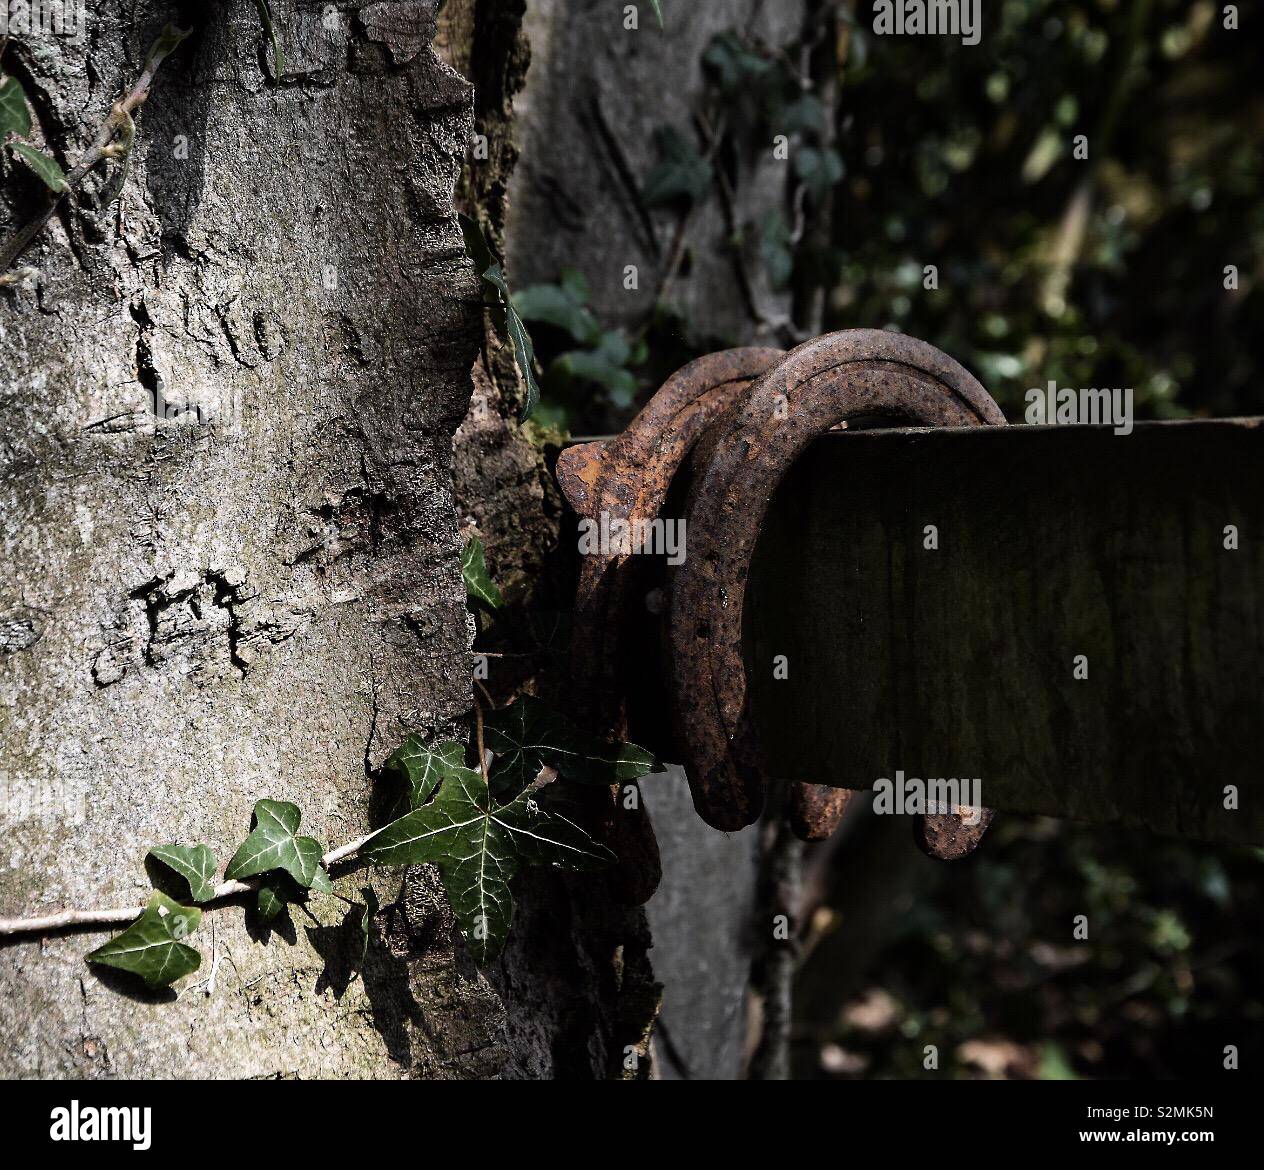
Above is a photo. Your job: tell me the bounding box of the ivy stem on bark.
[0,25,188,274]
[0,828,383,937]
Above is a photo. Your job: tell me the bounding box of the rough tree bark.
[509,0,804,341]
[0,0,651,1080]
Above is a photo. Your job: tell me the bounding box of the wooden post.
[747,419,1263,844]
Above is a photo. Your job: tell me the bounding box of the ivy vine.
[0,0,667,996]
[461,212,541,421]
[77,694,660,987]
[1,6,286,281]
[462,534,504,609]
[0,23,190,277]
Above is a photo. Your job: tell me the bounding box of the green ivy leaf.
[388,736,469,809]
[148,844,217,903]
[795,146,844,204]
[782,94,825,137]
[256,882,288,920]
[555,331,640,408]
[702,31,774,95]
[642,125,713,208]
[482,263,541,421]
[457,213,541,420]
[483,695,661,798]
[364,768,614,963]
[515,275,601,345]
[87,892,202,988]
[649,1,664,29]
[461,535,504,609]
[252,1,286,80]
[309,865,334,894]
[458,212,497,285]
[9,143,69,193]
[0,76,32,142]
[225,799,323,888]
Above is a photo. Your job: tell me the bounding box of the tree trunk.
[506,0,808,1078]
[0,0,652,1080]
[509,0,803,340]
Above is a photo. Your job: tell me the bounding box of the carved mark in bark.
[92,566,311,686]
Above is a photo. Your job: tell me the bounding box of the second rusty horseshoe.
[557,348,784,902]
[667,329,1006,846]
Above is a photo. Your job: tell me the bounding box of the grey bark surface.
[642,767,760,1080]
[508,0,804,340]
[0,1,648,1080]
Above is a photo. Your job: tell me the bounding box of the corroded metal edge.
[558,332,1006,885]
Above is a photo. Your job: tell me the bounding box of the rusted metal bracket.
[557,330,1006,899]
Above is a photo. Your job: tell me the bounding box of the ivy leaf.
[87,892,202,988]
[457,213,541,421]
[515,274,600,345]
[781,94,825,137]
[364,768,615,963]
[458,212,497,286]
[461,535,504,609]
[225,799,323,888]
[483,695,661,798]
[642,125,713,208]
[309,865,334,894]
[649,1,664,29]
[257,867,328,919]
[481,263,541,421]
[795,146,844,203]
[9,143,69,193]
[554,331,639,408]
[0,76,32,141]
[388,735,469,809]
[252,1,286,81]
[256,882,288,920]
[702,31,774,95]
[148,844,217,903]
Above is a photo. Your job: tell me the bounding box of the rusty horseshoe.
[557,348,784,903]
[668,330,1005,846]
[558,330,1007,897]
[667,329,1005,848]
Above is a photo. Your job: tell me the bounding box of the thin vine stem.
[0,828,382,938]
[1,687,511,939]
[0,25,188,274]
